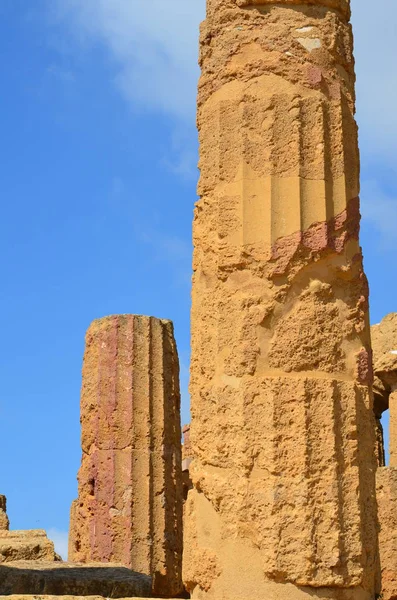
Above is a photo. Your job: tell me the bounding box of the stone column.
[0,496,9,531]
[184,1,378,599]
[69,315,183,597]
[390,388,397,468]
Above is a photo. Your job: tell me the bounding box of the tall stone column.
[69,315,183,597]
[184,1,378,599]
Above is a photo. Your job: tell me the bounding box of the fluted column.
[184,1,378,598]
[69,315,183,597]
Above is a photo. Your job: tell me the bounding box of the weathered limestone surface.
[372,314,397,600]
[68,315,183,597]
[0,496,9,531]
[0,561,151,597]
[0,530,55,564]
[184,1,378,598]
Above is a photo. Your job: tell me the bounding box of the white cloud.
[47,528,69,560]
[50,1,396,240]
[51,1,396,160]
[52,0,205,121]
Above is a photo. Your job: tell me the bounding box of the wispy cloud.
[140,227,192,286]
[48,528,68,560]
[50,0,396,247]
[51,0,205,122]
[361,179,397,249]
[353,0,397,167]
[46,63,75,83]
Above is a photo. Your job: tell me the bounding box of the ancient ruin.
[69,315,183,597]
[372,314,397,600]
[183,0,378,598]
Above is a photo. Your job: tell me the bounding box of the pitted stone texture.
[184,0,378,598]
[0,530,55,563]
[0,496,9,531]
[69,315,183,598]
[0,561,151,597]
[376,468,397,600]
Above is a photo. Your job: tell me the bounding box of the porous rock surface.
[0,561,151,597]
[0,530,55,564]
[184,0,378,598]
[69,315,183,597]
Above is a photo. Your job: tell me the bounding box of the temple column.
[69,315,183,597]
[183,1,378,598]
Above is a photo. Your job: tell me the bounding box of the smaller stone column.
[69,315,183,597]
[0,496,9,530]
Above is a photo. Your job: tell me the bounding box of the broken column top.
[209,0,350,19]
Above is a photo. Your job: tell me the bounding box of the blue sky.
[0,0,395,559]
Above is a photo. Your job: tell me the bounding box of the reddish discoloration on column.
[69,315,183,597]
[271,197,361,275]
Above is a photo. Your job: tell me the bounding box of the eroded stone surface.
[68,315,183,597]
[0,561,151,597]
[184,0,378,598]
[0,530,55,564]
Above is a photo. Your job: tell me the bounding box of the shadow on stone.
[0,561,152,597]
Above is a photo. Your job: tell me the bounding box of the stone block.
[0,561,151,597]
[0,530,55,563]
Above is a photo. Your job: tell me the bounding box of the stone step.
[0,597,159,600]
[0,530,55,563]
[0,561,152,598]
